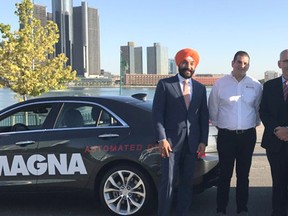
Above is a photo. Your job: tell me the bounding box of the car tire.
[99,164,155,216]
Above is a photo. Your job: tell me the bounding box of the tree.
[0,0,77,100]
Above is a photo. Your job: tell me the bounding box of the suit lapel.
[276,77,287,104]
[189,79,199,111]
[170,75,187,110]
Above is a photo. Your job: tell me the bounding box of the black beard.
[178,68,195,79]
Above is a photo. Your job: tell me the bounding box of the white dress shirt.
[208,74,262,130]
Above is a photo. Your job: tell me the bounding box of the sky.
[0,0,287,80]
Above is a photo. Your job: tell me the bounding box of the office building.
[147,43,168,75]
[73,2,101,77]
[47,12,53,22]
[120,42,143,74]
[33,4,47,26]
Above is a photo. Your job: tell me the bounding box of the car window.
[0,104,53,132]
[55,103,121,128]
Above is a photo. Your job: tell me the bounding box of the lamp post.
[119,57,123,95]
[119,57,128,95]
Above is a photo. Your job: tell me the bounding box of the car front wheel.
[99,164,154,215]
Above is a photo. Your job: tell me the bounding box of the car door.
[0,103,56,192]
[36,101,131,192]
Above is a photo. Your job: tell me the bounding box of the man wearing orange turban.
[175,48,200,68]
[152,48,209,216]
[174,48,200,79]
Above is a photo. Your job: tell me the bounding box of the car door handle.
[98,134,119,139]
[15,140,36,146]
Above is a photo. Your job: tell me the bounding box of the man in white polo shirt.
[208,51,262,216]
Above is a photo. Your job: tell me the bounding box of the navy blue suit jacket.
[152,75,209,153]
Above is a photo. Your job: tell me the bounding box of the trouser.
[267,144,288,216]
[216,128,256,214]
[158,139,196,216]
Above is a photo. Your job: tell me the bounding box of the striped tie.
[183,80,191,109]
[283,80,288,101]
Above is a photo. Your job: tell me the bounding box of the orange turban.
[175,48,200,68]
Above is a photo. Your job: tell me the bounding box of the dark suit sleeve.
[259,81,279,134]
[152,80,167,141]
[259,78,287,151]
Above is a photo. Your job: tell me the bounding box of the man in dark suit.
[260,49,288,216]
[152,48,209,216]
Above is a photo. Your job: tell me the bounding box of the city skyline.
[51,0,100,76]
[121,42,172,76]
[1,0,288,79]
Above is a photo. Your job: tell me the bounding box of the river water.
[0,87,157,110]
[0,86,212,110]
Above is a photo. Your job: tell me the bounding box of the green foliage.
[0,0,77,99]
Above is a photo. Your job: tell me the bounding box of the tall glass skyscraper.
[52,0,73,67]
[73,2,101,76]
[120,42,143,74]
[147,43,168,75]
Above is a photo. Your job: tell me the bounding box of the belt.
[219,128,254,135]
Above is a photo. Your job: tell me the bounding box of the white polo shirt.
[208,74,262,130]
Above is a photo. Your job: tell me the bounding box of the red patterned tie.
[183,80,191,109]
[283,80,288,101]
